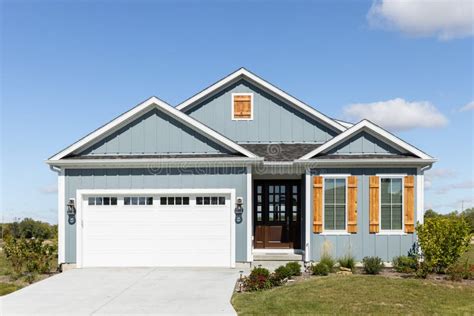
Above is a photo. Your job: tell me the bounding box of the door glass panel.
[269,186,274,193]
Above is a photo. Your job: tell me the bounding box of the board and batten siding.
[185,80,339,143]
[64,167,247,263]
[310,168,417,262]
[79,108,233,156]
[326,131,403,155]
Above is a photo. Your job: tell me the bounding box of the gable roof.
[176,68,347,133]
[48,96,257,162]
[299,120,434,160]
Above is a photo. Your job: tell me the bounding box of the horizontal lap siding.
[65,167,247,263]
[186,80,338,143]
[310,168,417,262]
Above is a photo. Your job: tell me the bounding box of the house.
[46,68,435,268]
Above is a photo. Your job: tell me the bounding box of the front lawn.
[0,282,21,296]
[232,275,474,315]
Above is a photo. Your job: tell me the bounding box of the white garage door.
[78,190,234,267]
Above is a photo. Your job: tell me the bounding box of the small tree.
[417,216,471,273]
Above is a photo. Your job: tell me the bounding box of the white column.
[416,168,425,224]
[305,168,311,262]
[58,168,66,264]
[246,165,253,262]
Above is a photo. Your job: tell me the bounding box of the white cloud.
[343,98,448,131]
[460,101,474,112]
[435,180,474,194]
[424,168,456,190]
[367,0,474,40]
[39,184,57,194]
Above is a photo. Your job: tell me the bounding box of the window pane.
[139,197,146,205]
[293,185,298,194]
[175,197,182,205]
[391,205,403,230]
[103,197,110,205]
[391,178,403,204]
[160,197,167,205]
[257,213,262,221]
[131,197,138,205]
[146,197,153,205]
[111,197,117,205]
[96,197,103,205]
[325,179,335,204]
[204,197,210,205]
[324,205,334,230]
[218,197,225,205]
[124,197,131,205]
[381,205,391,230]
[196,197,203,205]
[257,185,262,194]
[257,195,262,203]
[381,179,391,204]
[335,205,345,230]
[281,186,285,193]
[183,197,190,205]
[335,179,346,204]
[88,197,95,205]
[167,197,175,205]
[275,186,280,193]
[269,186,274,193]
[211,197,218,205]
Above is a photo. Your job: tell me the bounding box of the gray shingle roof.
[240,143,321,161]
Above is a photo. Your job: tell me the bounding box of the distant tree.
[18,218,53,239]
[461,208,474,233]
[424,209,439,219]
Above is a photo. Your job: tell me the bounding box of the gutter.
[294,158,437,167]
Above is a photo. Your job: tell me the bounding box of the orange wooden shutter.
[369,176,380,233]
[313,176,323,233]
[404,175,415,233]
[347,176,358,233]
[233,95,251,118]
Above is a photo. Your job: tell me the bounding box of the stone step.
[252,252,303,261]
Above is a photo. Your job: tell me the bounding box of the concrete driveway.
[1,268,241,315]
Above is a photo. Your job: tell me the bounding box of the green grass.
[0,282,21,296]
[232,275,474,315]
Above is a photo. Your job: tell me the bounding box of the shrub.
[320,254,336,272]
[362,256,384,275]
[446,260,473,282]
[338,255,356,271]
[285,262,302,277]
[311,263,329,276]
[3,236,26,276]
[417,216,471,273]
[415,261,432,279]
[242,267,272,291]
[274,265,292,280]
[393,256,418,273]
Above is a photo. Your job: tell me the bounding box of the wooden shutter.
[233,95,252,119]
[313,176,323,233]
[404,175,415,233]
[369,176,380,233]
[347,176,358,233]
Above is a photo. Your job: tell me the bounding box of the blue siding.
[64,167,247,263]
[326,131,402,155]
[310,168,417,262]
[79,108,233,156]
[185,80,338,143]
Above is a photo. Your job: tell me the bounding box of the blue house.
[47,68,435,268]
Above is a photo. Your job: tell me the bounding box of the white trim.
[319,232,351,236]
[321,174,351,178]
[304,169,311,262]
[57,168,65,264]
[299,120,433,160]
[232,93,254,121]
[376,231,407,236]
[48,96,257,161]
[295,158,436,166]
[416,168,424,225]
[378,176,405,233]
[176,68,346,132]
[252,249,304,254]
[376,173,407,177]
[246,166,253,262]
[334,119,354,128]
[75,188,236,268]
[322,176,349,233]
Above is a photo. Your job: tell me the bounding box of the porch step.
[253,252,303,261]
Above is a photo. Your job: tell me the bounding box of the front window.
[324,178,346,230]
[380,178,403,231]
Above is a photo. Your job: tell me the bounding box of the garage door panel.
[81,192,232,267]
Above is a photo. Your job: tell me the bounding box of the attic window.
[232,93,253,120]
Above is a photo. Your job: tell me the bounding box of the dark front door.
[254,180,301,249]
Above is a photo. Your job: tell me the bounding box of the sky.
[1,0,473,223]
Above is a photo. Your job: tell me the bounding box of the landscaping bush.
[392,256,418,273]
[415,261,432,279]
[417,216,471,273]
[319,254,336,272]
[274,265,292,280]
[446,260,473,282]
[2,236,26,276]
[242,267,272,291]
[311,262,329,276]
[362,257,384,275]
[338,255,356,271]
[285,262,302,277]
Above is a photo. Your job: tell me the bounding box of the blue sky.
[1,0,473,223]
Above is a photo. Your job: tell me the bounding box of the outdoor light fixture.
[67,198,76,224]
[235,197,244,224]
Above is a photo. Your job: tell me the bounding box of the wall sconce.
[235,197,244,224]
[67,198,76,225]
